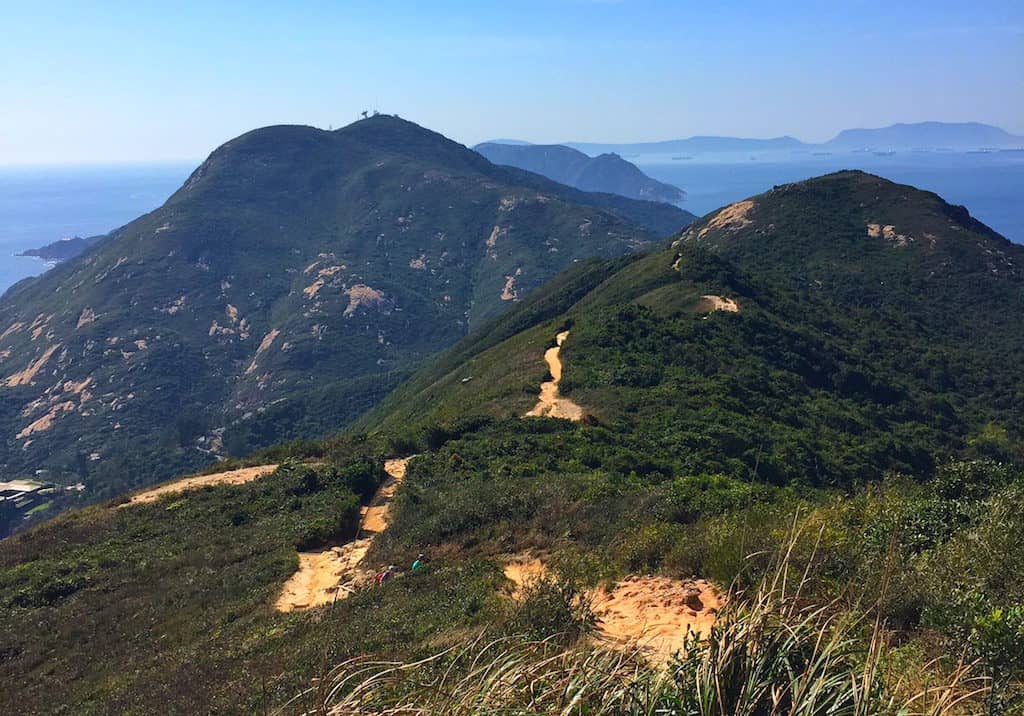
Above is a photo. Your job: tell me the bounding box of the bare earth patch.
[274,456,414,612]
[274,540,374,611]
[500,557,723,662]
[591,576,723,661]
[76,308,97,329]
[694,295,740,313]
[502,555,548,600]
[698,200,755,238]
[525,331,584,421]
[343,284,386,317]
[0,322,25,342]
[17,401,76,439]
[120,464,279,507]
[501,269,522,301]
[4,343,61,387]
[246,329,280,374]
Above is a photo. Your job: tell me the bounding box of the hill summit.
[0,115,692,517]
[474,142,687,204]
[364,170,1024,486]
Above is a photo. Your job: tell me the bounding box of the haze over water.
[1,150,1021,296]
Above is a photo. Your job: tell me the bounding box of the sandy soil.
[698,200,754,238]
[121,464,279,507]
[344,284,386,317]
[525,331,584,421]
[500,554,724,662]
[274,539,374,611]
[17,401,76,439]
[592,576,723,661]
[4,343,62,387]
[502,555,548,599]
[694,295,740,313]
[0,322,25,342]
[360,456,412,534]
[274,456,414,612]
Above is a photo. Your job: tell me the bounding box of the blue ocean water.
[0,163,194,295]
[0,153,1021,298]
[637,151,1024,243]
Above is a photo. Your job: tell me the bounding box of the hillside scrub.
[370,417,1023,706]
[309,549,990,715]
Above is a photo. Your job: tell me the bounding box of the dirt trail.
[275,456,413,612]
[591,576,722,661]
[525,331,584,421]
[502,554,548,599]
[274,539,373,611]
[502,556,722,663]
[121,464,279,507]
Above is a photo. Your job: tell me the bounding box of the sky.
[1,0,1022,164]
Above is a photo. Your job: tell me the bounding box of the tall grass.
[290,540,988,715]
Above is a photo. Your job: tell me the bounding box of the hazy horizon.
[2,1,1021,164]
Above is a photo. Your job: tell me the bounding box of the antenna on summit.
[361,110,369,119]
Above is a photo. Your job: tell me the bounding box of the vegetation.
[310,552,987,715]
[1,171,1022,712]
[0,116,693,534]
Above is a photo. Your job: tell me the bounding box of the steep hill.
[0,116,691,511]
[2,171,1024,712]
[474,142,688,205]
[2,171,1023,713]
[362,170,1024,485]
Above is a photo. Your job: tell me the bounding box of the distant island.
[18,234,102,262]
[475,142,685,204]
[487,122,1024,156]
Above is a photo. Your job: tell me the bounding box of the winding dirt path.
[525,331,583,421]
[275,456,413,612]
[120,464,279,507]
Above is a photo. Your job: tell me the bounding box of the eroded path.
[121,464,279,507]
[525,331,584,421]
[591,576,722,661]
[502,555,723,663]
[275,456,413,612]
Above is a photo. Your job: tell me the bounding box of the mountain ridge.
[2,169,1022,713]
[0,116,692,525]
[474,142,687,204]
[488,121,1023,155]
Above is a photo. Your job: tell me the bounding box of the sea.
[0,163,194,295]
[0,152,1022,296]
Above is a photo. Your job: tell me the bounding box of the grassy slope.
[0,450,509,715]
[2,171,1022,712]
[0,116,693,521]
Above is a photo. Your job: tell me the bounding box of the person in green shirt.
[411,553,427,571]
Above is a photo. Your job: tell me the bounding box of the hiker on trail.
[377,565,396,584]
[411,553,427,571]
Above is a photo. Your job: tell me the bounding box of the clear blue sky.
[1,0,1021,164]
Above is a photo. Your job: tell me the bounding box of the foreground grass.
[307,549,990,716]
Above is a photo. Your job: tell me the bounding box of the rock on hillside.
[0,115,692,509]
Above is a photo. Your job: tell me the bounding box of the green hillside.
[0,116,691,520]
[1,171,1021,713]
